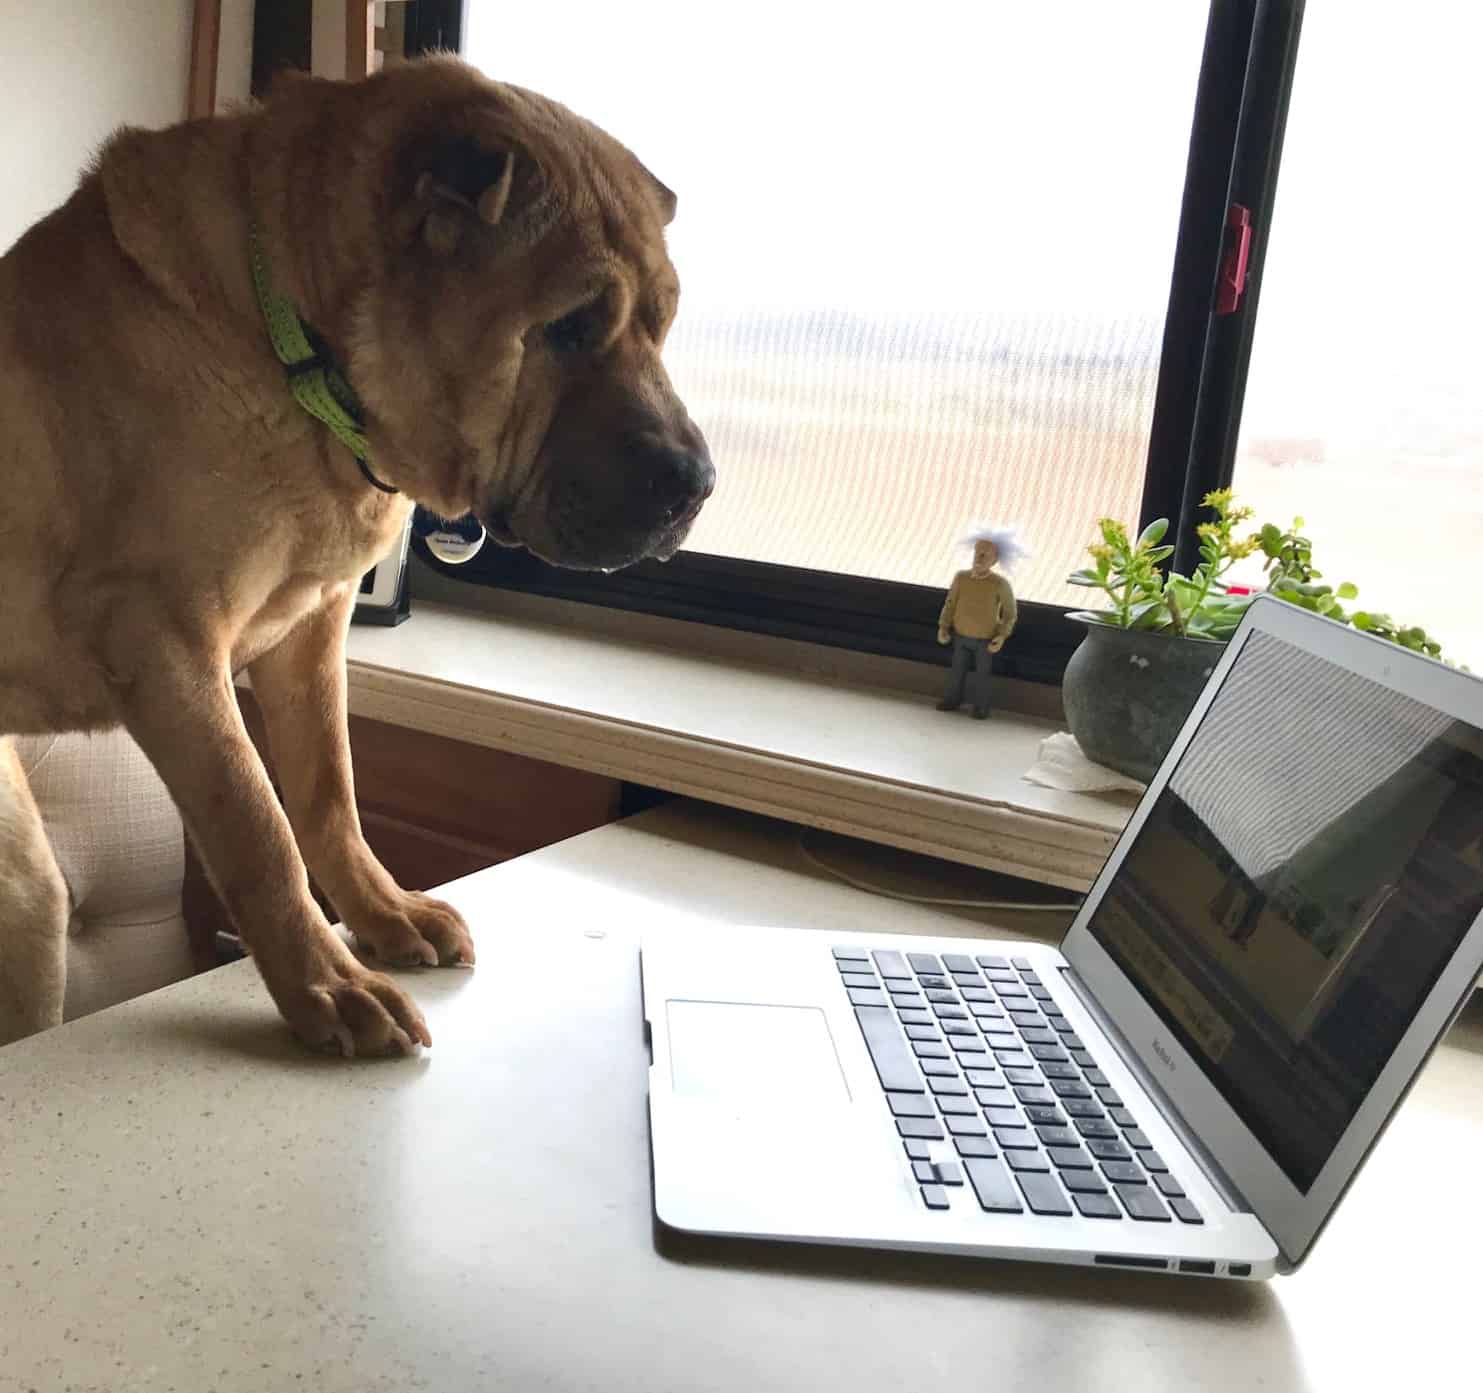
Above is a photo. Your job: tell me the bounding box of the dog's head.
[293,59,712,571]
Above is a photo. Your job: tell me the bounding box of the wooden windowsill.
[342,570,1137,890]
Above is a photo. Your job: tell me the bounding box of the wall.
[0,1,194,252]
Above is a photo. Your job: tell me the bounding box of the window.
[426,2,1311,682]
[1227,3,1483,668]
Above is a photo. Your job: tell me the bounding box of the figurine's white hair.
[961,523,1030,572]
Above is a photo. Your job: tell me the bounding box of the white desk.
[2,800,1479,1392]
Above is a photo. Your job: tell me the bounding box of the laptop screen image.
[1085,628,1483,1193]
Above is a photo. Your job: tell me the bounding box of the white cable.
[795,831,1083,912]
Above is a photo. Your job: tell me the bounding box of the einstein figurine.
[936,524,1026,719]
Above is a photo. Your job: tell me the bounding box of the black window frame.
[416,0,1305,686]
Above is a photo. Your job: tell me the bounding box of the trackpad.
[666,1000,850,1106]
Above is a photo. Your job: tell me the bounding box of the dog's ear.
[638,161,677,227]
[406,132,522,255]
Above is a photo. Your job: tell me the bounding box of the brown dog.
[0,56,711,1052]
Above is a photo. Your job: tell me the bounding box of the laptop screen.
[1085,629,1483,1192]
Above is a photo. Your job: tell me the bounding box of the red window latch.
[1215,203,1252,315]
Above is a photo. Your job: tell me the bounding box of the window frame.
[419,0,1305,684]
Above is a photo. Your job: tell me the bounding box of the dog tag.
[413,508,485,564]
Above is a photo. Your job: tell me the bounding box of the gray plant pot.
[1061,613,1226,783]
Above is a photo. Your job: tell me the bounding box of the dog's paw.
[346,891,476,969]
[281,962,432,1058]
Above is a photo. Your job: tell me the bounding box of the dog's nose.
[647,448,715,523]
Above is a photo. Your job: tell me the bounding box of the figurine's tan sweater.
[939,570,1017,642]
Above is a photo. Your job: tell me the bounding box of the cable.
[795,830,1083,913]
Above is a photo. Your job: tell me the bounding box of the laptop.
[641,595,1483,1278]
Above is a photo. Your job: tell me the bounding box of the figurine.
[937,525,1026,719]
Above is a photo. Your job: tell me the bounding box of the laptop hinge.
[1059,965,1255,1219]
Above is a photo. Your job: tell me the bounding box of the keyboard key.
[1007,1009,1042,1026]
[1030,987,1055,1002]
[840,971,878,990]
[889,987,923,1005]
[924,989,958,1005]
[920,1058,961,1078]
[833,946,870,962]
[1142,1151,1169,1173]
[897,1009,934,1027]
[1020,970,1042,986]
[1124,1129,1154,1150]
[1050,1079,1092,1099]
[934,1161,964,1186]
[1109,1108,1138,1129]
[954,1135,997,1158]
[1088,1138,1132,1162]
[1036,1126,1078,1148]
[914,1042,951,1060]
[949,1036,988,1055]
[984,1106,1022,1128]
[1047,1146,1092,1169]
[964,1157,1023,1212]
[920,1184,951,1210]
[1014,1086,1054,1106]
[1169,1197,1203,1225]
[984,1031,1020,1050]
[1063,1099,1104,1118]
[942,953,977,974]
[855,1007,924,1092]
[1004,1067,1041,1086]
[936,1095,979,1116]
[1062,1169,1108,1194]
[969,1003,1005,1020]
[993,1127,1038,1150]
[1005,1148,1052,1173]
[872,950,913,980]
[933,1005,970,1020]
[918,976,951,991]
[888,1094,936,1118]
[1084,1069,1110,1087]
[994,1050,1032,1069]
[1029,1045,1068,1063]
[1076,1119,1118,1140]
[941,1021,978,1036]
[908,953,943,975]
[905,1024,941,1042]
[1017,1171,1072,1215]
[903,1139,932,1161]
[1011,956,1033,971]
[996,987,1030,1001]
[847,987,888,1007]
[964,1068,999,1086]
[945,1114,988,1136]
[1117,1185,1170,1221]
[912,1160,938,1184]
[950,973,982,990]
[1096,1087,1124,1108]
[1023,1105,1064,1126]
[985,969,1019,985]
[1152,1172,1185,1198]
[1041,1062,1080,1080]
[897,1118,945,1140]
[1102,1160,1145,1184]
[1020,1028,1059,1046]
[975,955,1011,971]
[973,1087,1010,1107]
[1063,1036,1087,1053]
[960,987,994,1003]
[1051,1019,1079,1036]
[1073,1192,1122,1220]
[927,1075,969,1095]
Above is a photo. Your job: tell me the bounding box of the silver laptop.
[641,595,1483,1278]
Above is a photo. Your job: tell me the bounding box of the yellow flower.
[1202,487,1234,511]
[1087,543,1114,565]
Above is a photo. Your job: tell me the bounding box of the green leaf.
[1352,612,1374,631]
[1137,519,1169,548]
[1066,570,1101,587]
[1144,545,1175,564]
[1336,581,1359,600]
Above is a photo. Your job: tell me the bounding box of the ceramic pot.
[1061,614,1226,783]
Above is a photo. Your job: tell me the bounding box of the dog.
[0,56,712,1054]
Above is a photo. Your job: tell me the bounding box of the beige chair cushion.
[13,730,193,1020]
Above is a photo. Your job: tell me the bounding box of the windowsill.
[341,566,1136,890]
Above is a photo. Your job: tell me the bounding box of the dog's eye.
[544,301,603,355]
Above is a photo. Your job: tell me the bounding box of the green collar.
[248,225,398,494]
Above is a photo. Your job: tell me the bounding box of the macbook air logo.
[1151,1038,1175,1072]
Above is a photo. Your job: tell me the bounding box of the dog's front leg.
[114,629,431,1056]
[248,587,475,969]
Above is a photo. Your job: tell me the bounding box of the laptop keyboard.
[835,946,1203,1225]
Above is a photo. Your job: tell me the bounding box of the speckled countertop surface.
[1,801,1479,1392]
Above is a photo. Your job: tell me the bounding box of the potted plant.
[1061,490,1452,782]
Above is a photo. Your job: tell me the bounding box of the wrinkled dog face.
[348,62,712,572]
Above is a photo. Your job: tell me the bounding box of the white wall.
[0,0,193,252]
